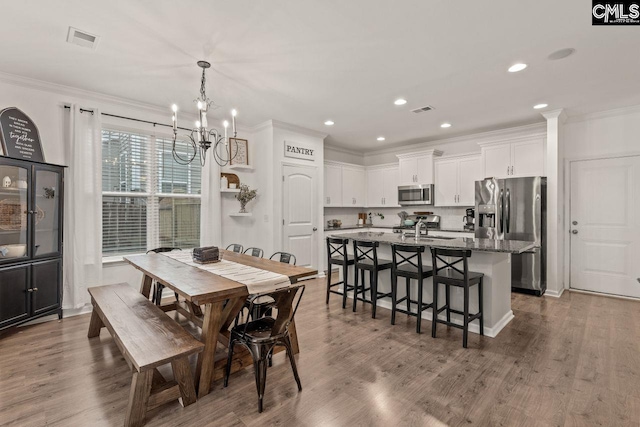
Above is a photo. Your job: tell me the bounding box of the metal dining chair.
[226,243,244,253]
[224,284,305,413]
[243,247,264,258]
[146,247,181,305]
[269,251,297,265]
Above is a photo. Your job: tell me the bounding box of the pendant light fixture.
[171,60,238,166]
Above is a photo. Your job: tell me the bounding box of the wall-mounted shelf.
[221,189,240,193]
[229,212,252,217]
[228,165,254,172]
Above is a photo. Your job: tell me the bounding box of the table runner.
[160,251,292,294]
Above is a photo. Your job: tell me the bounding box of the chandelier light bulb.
[195,121,201,128]
[231,109,237,117]
[171,104,178,113]
[197,101,203,110]
[223,120,229,128]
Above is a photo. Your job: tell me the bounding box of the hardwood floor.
[2,277,640,427]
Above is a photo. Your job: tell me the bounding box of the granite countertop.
[327,231,537,254]
[324,225,475,233]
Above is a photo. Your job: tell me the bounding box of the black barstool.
[430,247,484,348]
[326,237,355,308]
[390,244,434,333]
[353,240,392,318]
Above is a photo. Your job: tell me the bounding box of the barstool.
[430,247,484,348]
[352,240,393,318]
[326,237,355,308]
[390,244,434,333]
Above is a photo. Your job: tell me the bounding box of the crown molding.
[396,149,443,160]
[0,70,178,118]
[246,119,328,140]
[564,103,640,124]
[363,122,546,158]
[541,108,567,123]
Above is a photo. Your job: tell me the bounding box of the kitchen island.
[328,231,537,337]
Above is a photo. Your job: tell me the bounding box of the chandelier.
[170,60,238,166]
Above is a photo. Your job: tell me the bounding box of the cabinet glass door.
[33,168,62,257]
[0,163,30,263]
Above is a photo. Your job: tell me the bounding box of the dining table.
[124,249,317,398]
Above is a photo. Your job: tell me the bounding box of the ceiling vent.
[411,105,434,114]
[66,27,100,50]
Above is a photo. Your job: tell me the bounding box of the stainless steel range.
[392,214,440,234]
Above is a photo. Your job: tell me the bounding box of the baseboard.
[18,304,92,328]
[343,291,513,338]
[544,288,565,298]
[569,288,640,302]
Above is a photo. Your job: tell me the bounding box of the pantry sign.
[0,107,45,162]
[284,141,316,161]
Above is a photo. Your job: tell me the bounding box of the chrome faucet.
[415,219,427,240]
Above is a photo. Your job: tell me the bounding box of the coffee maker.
[463,208,475,231]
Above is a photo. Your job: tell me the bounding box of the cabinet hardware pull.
[507,166,510,176]
[511,166,514,175]
[33,287,38,291]
[27,288,34,293]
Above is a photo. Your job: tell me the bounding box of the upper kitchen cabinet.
[434,154,482,206]
[341,165,366,206]
[366,165,399,207]
[397,150,442,185]
[324,162,342,206]
[480,138,546,179]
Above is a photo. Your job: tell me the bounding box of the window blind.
[101,130,201,256]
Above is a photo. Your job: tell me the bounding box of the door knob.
[312,227,317,232]
[572,220,578,225]
[571,229,578,234]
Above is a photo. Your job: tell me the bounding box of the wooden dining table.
[124,250,317,398]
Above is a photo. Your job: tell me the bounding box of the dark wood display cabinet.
[0,157,64,330]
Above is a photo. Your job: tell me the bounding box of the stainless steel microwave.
[398,184,434,206]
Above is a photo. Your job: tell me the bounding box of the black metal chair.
[390,244,434,333]
[146,247,181,305]
[243,247,264,258]
[224,284,305,413]
[325,237,355,309]
[226,243,244,253]
[352,240,392,318]
[270,251,296,265]
[431,247,484,348]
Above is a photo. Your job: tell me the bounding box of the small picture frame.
[229,138,249,166]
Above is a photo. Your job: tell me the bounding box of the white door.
[570,156,640,298]
[434,159,458,206]
[458,156,482,206]
[382,167,399,206]
[283,164,318,268]
[367,168,384,207]
[483,144,511,179]
[512,139,545,177]
[324,164,342,206]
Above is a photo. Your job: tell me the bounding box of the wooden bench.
[87,283,204,427]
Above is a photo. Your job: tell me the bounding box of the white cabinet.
[341,166,366,206]
[366,166,399,207]
[434,155,482,207]
[481,138,545,179]
[397,150,442,185]
[324,163,342,206]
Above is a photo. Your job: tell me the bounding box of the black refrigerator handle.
[506,188,511,234]
[499,189,504,234]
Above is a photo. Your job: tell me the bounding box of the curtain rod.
[63,105,192,132]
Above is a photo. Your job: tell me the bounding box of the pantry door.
[570,155,640,298]
[282,164,317,268]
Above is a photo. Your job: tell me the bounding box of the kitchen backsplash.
[324,206,470,230]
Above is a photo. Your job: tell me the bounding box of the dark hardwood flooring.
[1,276,640,427]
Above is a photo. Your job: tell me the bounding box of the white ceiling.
[1,0,639,151]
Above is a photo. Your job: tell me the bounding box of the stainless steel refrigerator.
[475,177,546,296]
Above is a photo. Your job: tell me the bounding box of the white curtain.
[200,154,222,246]
[63,105,103,309]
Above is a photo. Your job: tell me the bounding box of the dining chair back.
[226,243,244,253]
[146,247,181,305]
[270,251,297,265]
[243,247,264,258]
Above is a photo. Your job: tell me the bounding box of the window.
[101,129,201,256]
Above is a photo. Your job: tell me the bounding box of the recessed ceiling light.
[377,136,386,141]
[548,48,575,61]
[440,123,452,128]
[533,103,548,110]
[394,98,407,106]
[508,63,527,73]
[324,120,334,126]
